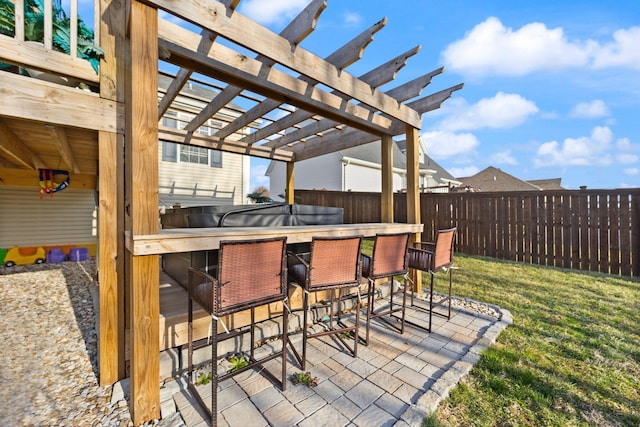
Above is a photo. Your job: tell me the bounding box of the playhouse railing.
[0,0,101,84]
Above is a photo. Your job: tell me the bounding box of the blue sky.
[240,0,640,191]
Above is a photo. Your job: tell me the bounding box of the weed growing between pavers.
[291,371,319,387]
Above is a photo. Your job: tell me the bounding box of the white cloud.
[421,131,479,158]
[343,12,363,28]
[534,126,614,167]
[624,168,639,176]
[442,18,640,77]
[490,150,518,165]
[240,0,309,26]
[617,137,639,152]
[618,154,639,164]
[442,17,593,77]
[616,137,640,163]
[437,92,538,132]
[569,100,610,118]
[592,27,640,70]
[449,166,480,179]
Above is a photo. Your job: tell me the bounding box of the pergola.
[0,0,461,423]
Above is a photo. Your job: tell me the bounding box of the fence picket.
[295,188,640,276]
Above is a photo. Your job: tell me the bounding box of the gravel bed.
[0,260,156,427]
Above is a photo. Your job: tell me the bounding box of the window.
[210,150,222,168]
[180,145,209,165]
[161,112,222,168]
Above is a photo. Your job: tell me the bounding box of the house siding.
[344,162,405,192]
[268,155,342,199]
[0,186,97,248]
[158,146,247,206]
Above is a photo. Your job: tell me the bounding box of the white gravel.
[0,260,153,427]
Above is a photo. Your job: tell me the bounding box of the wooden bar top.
[126,223,423,255]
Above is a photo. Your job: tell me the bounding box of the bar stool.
[287,236,363,370]
[360,232,410,346]
[187,236,288,427]
[407,227,456,332]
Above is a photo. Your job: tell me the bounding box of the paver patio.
[154,295,512,427]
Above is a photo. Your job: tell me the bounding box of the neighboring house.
[527,178,565,190]
[157,74,251,210]
[456,166,564,192]
[266,139,460,199]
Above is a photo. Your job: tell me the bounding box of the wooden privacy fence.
[295,189,640,277]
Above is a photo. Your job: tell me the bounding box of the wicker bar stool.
[187,236,288,427]
[360,232,410,346]
[407,227,456,332]
[287,236,363,370]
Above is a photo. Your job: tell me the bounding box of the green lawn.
[424,255,640,427]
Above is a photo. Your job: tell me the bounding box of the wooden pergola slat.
[144,0,422,128]
[157,30,215,120]
[183,0,326,134]
[158,19,396,136]
[158,126,294,162]
[212,17,387,141]
[264,46,423,149]
[264,69,448,151]
[290,84,464,161]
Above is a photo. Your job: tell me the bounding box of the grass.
[424,254,640,427]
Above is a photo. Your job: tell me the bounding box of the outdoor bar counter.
[126,222,423,255]
[124,222,423,350]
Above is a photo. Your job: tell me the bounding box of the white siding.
[343,164,404,192]
[158,146,247,205]
[268,154,407,196]
[268,155,342,199]
[0,186,97,248]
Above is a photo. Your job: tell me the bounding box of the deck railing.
[295,188,640,277]
[0,0,100,83]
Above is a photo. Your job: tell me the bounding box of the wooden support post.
[381,134,394,223]
[98,0,127,386]
[405,125,422,293]
[127,1,160,423]
[98,131,125,385]
[286,161,295,204]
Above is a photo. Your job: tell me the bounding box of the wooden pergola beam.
[213,16,387,140]
[290,83,464,161]
[158,126,294,162]
[156,0,241,119]
[183,0,327,134]
[157,31,214,120]
[265,69,447,151]
[158,19,396,136]
[264,46,422,149]
[144,0,421,128]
